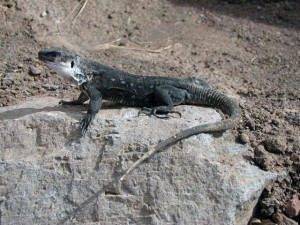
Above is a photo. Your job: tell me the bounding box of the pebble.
[238,133,250,144]
[286,112,300,125]
[249,217,261,225]
[244,112,256,130]
[285,196,300,217]
[254,144,265,157]
[4,73,14,81]
[10,90,17,95]
[264,136,287,154]
[42,83,60,91]
[261,219,276,225]
[271,119,280,126]
[261,206,275,217]
[254,144,268,169]
[24,76,34,82]
[40,10,48,17]
[29,65,42,75]
[3,79,13,86]
[271,211,283,223]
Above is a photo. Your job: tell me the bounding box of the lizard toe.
[138,107,153,117]
[80,114,94,135]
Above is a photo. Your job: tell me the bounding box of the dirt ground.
[0,0,299,224]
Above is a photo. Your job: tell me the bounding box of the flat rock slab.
[0,97,276,225]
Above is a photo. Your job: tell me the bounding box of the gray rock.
[239,132,250,144]
[264,136,287,154]
[0,97,277,225]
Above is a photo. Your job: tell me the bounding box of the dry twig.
[71,0,89,28]
[94,41,175,53]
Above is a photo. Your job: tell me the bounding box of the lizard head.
[38,48,92,85]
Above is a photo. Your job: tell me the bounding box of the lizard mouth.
[39,59,68,68]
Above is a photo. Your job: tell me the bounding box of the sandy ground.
[0,0,299,223]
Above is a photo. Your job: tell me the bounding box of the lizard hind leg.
[138,85,188,118]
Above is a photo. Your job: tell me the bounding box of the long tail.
[120,85,241,181]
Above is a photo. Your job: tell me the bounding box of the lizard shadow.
[0,102,125,121]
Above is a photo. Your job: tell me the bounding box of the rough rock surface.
[0,97,277,225]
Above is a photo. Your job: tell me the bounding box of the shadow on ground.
[168,0,300,30]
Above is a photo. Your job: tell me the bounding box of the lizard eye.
[71,61,75,68]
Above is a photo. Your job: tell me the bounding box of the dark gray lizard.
[38,47,241,181]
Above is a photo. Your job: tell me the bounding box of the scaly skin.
[38,48,241,182]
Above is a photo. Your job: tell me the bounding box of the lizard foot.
[138,107,181,119]
[79,113,95,135]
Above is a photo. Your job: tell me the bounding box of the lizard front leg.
[80,82,102,134]
[59,91,89,105]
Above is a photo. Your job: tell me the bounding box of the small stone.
[247,120,256,130]
[254,144,269,169]
[249,217,261,225]
[239,133,250,144]
[3,79,13,86]
[285,158,293,166]
[4,73,14,81]
[42,83,60,91]
[24,75,34,82]
[29,65,42,75]
[285,197,300,217]
[244,112,256,130]
[271,211,283,223]
[254,144,266,157]
[10,90,18,95]
[30,89,38,95]
[261,206,275,217]
[40,10,48,17]
[264,136,287,154]
[261,219,276,225]
[271,119,280,126]
[18,63,24,68]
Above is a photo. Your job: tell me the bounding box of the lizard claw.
[79,113,95,135]
[170,111,181,118]
[138,107,152,117]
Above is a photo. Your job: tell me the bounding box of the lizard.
[38,47,241,182]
